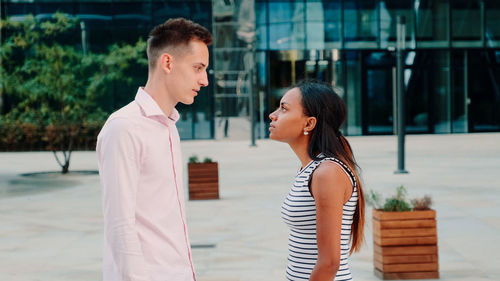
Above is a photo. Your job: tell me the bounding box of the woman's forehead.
[281,88,301,104]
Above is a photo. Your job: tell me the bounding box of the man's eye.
[281,106,287,112]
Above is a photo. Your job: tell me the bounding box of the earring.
[304,131,309,135]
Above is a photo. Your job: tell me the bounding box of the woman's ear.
[305,117,317,132]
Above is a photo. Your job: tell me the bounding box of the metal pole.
[249,68,256,147]
[392,66,397,135]
[80,21,88,56]
[259,90,265,139]
[395,15,408,174]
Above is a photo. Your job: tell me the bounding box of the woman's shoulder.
[310,161,352,201]
[313,160,349,181]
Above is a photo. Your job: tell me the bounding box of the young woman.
[269,81,365,281]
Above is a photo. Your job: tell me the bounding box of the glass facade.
[255,0,500,137]
[2,0,500,139]
[2,0,214,140]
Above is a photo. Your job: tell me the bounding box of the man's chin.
[179,98,195,105]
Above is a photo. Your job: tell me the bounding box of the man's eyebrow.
[194,63,207,67]
[280,101,289,106]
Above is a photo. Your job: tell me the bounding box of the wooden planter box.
[373,209,439,280]
[188,162,219,200]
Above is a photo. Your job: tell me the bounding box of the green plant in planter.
[188,155,200,164]
[366,185,432,212]
[188,155,214,164]
[370,186,439,279]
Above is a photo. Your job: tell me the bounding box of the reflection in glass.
[344,0,377,46]
[345,51,362,135]
[451,51,468,133]
[415,0,449,47]
[451,0,481,41]
[404,51,429,133]
[323,0,342,48]
[485,1,500,47]
[381,0,414,48]
[432,51,451,133]
[364,52,395,134]
[305,1,324,49]
[269,22,305,50]
[467,50,500,132]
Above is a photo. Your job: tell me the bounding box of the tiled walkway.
[1,133,499,280]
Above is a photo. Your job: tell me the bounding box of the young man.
[97,18,212,281]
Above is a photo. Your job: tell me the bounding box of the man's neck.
[144,80,176,117]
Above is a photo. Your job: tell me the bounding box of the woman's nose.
[269,111,276,121]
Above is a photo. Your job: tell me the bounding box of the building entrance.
[266,49,343,119]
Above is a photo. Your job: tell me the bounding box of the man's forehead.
[175,41,208,61]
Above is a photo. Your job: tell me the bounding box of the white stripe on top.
[281,157,358,281]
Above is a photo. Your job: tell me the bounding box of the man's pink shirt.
[97,88,195,281]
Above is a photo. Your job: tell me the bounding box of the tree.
[0,13,147,173]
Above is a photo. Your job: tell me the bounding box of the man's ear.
[305,117,317,132]
[159,53,174,73]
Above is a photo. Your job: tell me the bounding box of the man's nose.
[200,71,209,87]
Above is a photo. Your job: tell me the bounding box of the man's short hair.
[147,18,213,69]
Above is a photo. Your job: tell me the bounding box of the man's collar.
[135,87,179,122]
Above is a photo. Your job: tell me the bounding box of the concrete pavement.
[0,133,499,280]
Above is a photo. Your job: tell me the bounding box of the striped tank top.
[281,157,358,281]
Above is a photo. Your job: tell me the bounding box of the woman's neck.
[289,138,312,169]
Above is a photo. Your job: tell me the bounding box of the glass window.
[405,51,430,133]
[451,0,481,42]
[35,1,76,15]
[381,0,414,48]
[323,0,342,46]
[4,2,35,17]
[485,1,500,47]
[214,49,253,71]
[415,0,449,47]
[112,1,151,45]
[214,23,249,48]
[364,51,395,134]
[467,50,500,132]
[267,1,305,50]
[451,50,468,133]
[256,1,268,49]
[256,1,267,25]
[76,1,114,52]
[268,1,303,24]
[343,0,377,44]
[192,83,214,139]
[153,1,191,24]
[305,1,324,49]
[256,24,268,49]
[345,51,362,135]
[269,22,305,50]
[432,50,451,133]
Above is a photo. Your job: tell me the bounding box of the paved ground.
[0,133,499,281]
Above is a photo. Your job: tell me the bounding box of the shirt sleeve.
[97,117,149,281]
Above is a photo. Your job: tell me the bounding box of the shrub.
[366,185,433,212]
